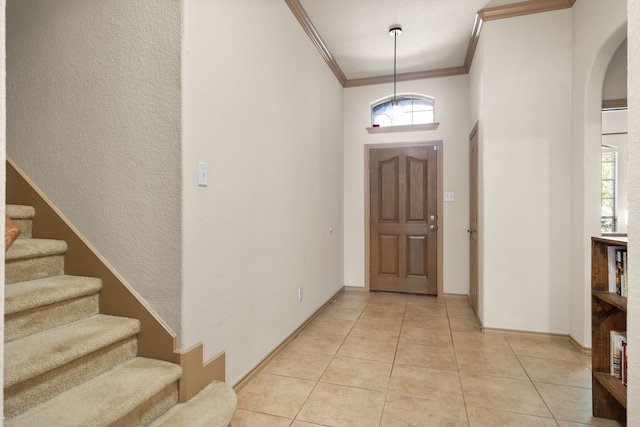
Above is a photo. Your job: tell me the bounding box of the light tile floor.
[231,291,626,427]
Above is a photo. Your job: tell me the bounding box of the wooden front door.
[370,145,438,294]
[469,123,479,315]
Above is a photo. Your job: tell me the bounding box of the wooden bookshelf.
[593,292,627,312]
[591,236,627,421]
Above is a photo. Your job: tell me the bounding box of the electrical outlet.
[298,287,303,302]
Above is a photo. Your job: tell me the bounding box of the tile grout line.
[445,297,473,427]
[505,336,566,426]
[508,337,598,425]
[377,297,408,427]
[290,294,370,425]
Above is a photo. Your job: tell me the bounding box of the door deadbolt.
[429,214,436,221]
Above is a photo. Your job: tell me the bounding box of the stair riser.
[4,337,138,419]
[117,383,179,427]
[5,255,65,284]
[6,205,35,239]
[12,218,33,239]
[5,295,100,342]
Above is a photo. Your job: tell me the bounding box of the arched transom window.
[371,94,435,127]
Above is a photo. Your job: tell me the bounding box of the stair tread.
[6,205,35,220]
[150,381,237,427]
[5,314,140,387]
[5,238,68,261]
[5,275,102,315]
[5,357,182,427]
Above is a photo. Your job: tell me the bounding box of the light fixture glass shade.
[385,98,405,119]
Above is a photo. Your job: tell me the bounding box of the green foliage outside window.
[601,150,617,233]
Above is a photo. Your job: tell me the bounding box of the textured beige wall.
[480,10,573,334]
[181,0,344,383]
[6,1,183,333]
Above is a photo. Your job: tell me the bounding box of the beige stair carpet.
[5,315,140,388]
[5,238,67,284]
[4,203,237,426]
[6,205,34,238]
[150,381,238,427]
[5,275,102,342]
[5,358,182,427]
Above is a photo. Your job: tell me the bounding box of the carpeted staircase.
[4,204,237,426]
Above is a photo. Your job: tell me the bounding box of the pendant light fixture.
[386,24,404,119]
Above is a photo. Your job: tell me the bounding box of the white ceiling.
[298,0,520,80]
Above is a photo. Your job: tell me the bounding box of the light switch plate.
[444,192,455,202]
[198,161,208,186]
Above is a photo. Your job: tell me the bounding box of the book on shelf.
[610,330,627,385]
[622,338,628,386]
[607,246,627,296]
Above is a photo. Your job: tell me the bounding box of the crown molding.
[286,0,576,88]
[479,0,575,22]
[345,66,467,88]
[284,0,347,87]
[464,14,484,72]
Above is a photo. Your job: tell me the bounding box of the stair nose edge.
[6,205,36,220]
[4,315,142,388]
[5,275,103,315]
[148,380,238,427]
[5,238,68,261]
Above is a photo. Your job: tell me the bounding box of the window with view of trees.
[601,147,617,233]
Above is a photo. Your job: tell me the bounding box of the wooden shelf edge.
[592,236,628,246]
[366,123,440,134]
[593,291,628,312]
[594,372,627,408]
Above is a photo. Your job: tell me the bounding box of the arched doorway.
[570,11,627,349]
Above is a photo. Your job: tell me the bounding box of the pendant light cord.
[393,31,397,102]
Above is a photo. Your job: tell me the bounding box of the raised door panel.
[407,157,428,223]
[379,234,399,276]
[379,158,399,222]
[407,235,427,278]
